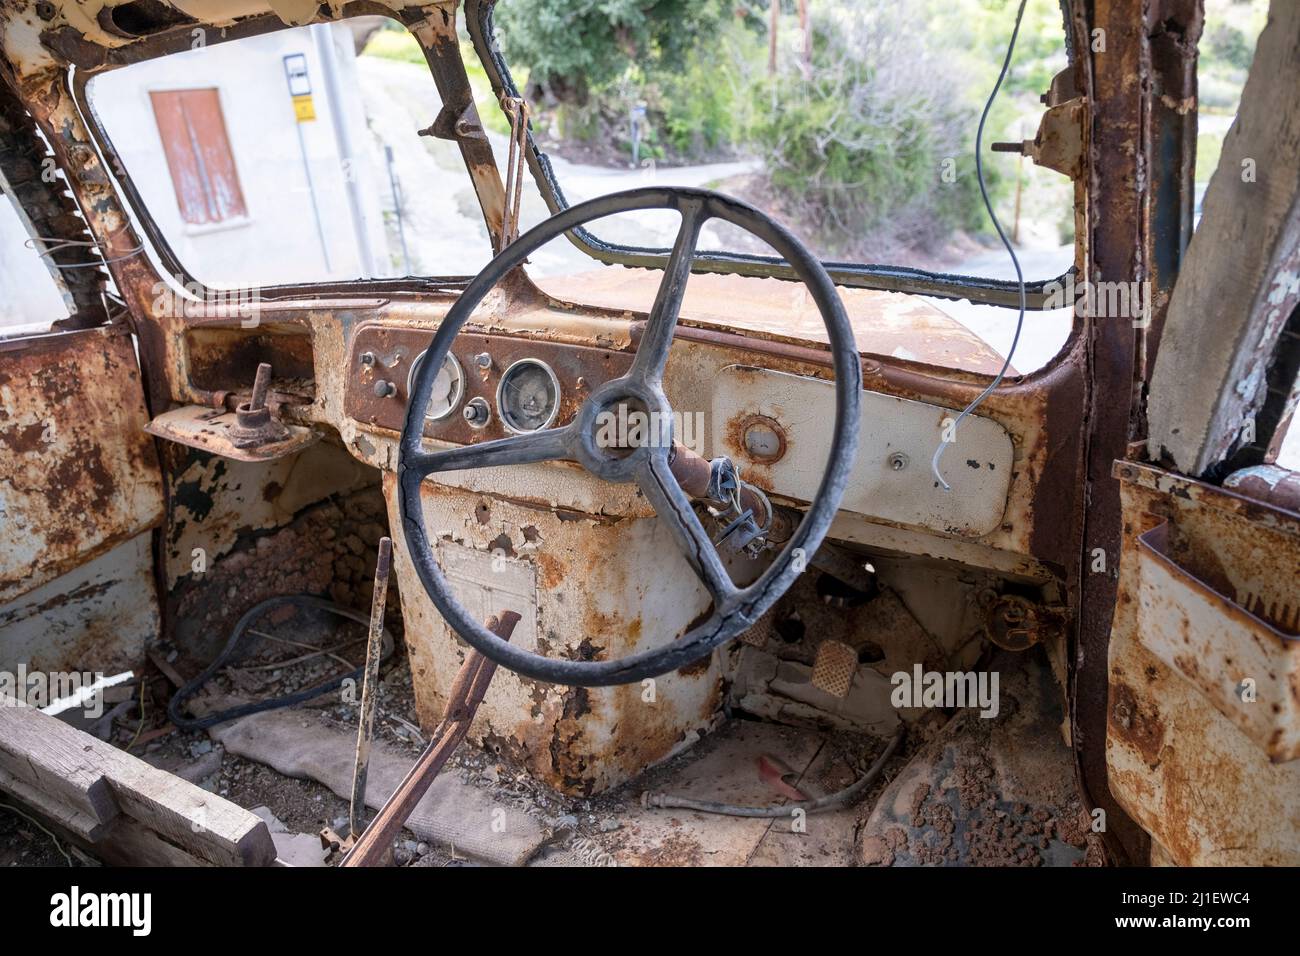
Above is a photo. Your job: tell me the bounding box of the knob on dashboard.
[463,396,491,428]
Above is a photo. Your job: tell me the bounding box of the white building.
[2,20,392,329]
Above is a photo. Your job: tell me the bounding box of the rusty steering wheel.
[399,187,860,687]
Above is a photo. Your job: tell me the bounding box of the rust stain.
[1108,681,1166,768]
[0,328,163,604]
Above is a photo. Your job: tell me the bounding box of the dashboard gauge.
[497,358,561,433]
[408,350,465,422]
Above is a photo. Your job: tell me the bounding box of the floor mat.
[209,707,547,866]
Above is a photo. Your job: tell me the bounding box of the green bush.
[745,4,1006,258]
[495,0,728,104]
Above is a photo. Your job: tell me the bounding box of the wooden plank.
[0,695,120,825]
[1148,0,1300,473]
[92,815,215,868]
[104,756,274,867]
[0,765,108,841]
[0,692,275,866]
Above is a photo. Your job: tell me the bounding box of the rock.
[251,806,289,834]
[143,749,222,789]
[859,834,895,867]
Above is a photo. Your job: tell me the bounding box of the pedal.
[811,640,858,698]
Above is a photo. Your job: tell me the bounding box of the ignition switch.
[463,396,491,428]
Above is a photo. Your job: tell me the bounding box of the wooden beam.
[1148,0,1300,474]
[0,693,275,866]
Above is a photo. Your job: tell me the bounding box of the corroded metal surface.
[859,650,1094,867]
[709,364,1015,537]
[1108,461,1300,864]
[0,531,158,675]
[162,439,375,589]
[1223,463,1300,513]
[0,327,163,603]
[384,470,723,794]
[539,269,1014,376]
[0,0,1110,826]
[146,404,320,463]
[1135,521,1298,761]
[1071,0,1153,866]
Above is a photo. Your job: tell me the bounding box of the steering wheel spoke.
[637,451,737,605]
[629,198,708,383]
[407,422,575,477]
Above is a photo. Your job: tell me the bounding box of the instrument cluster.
[345,324,630,444]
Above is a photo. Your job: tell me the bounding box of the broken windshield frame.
[462,0,1076,311]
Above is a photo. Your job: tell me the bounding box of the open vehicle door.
[1105,2,1300,865]
[0,84,164,683]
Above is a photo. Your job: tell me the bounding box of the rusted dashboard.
[343,320,1018,549]
[344,324,632,443]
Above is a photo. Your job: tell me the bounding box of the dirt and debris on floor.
[0,801,96,867]
[857,648,1104,867]
[7,499,1092,868]
[168,486,402,670]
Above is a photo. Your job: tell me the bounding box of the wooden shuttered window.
[149,88,248,226]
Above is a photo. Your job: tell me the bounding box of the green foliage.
[1207,24,1254,71]
[492,0,1055,256]
[656,52,737,154]
[495,0,729,101]
[363,25,427,65]
[745,3,1008,258]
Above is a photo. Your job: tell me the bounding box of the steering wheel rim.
[398,186,860,687]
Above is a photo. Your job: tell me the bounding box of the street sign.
[282,53,315,123]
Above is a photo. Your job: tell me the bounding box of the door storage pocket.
[1136,522,1300,762]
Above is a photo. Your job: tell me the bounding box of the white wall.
[90,21,390,290]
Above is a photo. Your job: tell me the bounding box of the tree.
[495,0,733,104]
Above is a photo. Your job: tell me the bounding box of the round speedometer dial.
[408,351,465,422]
[497,358,561,433]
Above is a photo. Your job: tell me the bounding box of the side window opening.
[0,189,75,336]
[88,17,498,291]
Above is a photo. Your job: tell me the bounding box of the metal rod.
[342,610,521,867]
[249,362,272,412]
[294,120,333,272]
[384,145,411,275]
[348,536,392,840]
